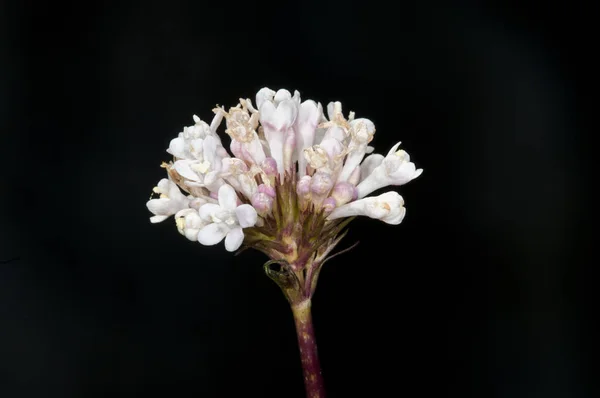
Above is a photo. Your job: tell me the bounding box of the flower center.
[191,160,211,174]
[212,209,236,226]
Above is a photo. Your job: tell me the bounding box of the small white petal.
[326,101,340,121]
[183,228,199,241]
[155,178,171,193]
[174,160,201,181]
[150,215,169,223]
[258,98,277,122]
[256,87,275,110]
[209,111,223,133]
[313,127,326,145]
[260,100,298,131]
[189,138,204,158]
[322,125,345,142]
[274,89,292,104]
[246,135,266,164]
[197,223,229,246]
[275,101,297,128]
[360,154,384,180]
[204,170,220,187]
[387,141,402,156]
[202,135,218,167]
[384,206,406,225]
[235,204,258,228]
[238,174,258,199]
[167,136,186,158]
[167,180,187,201]
[146,198,171,216]
[319,138,344,162]
[218,184,238,211]
[225,227,244,252]
[364,200,391,219]
[199,203,221,222]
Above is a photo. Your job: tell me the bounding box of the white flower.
[168,120,205,157]
[327,191,406,225]
[146,178,190,223]
[175,208,206,241]
[166,115,230,193]
[220,158,258,199]
[168,114,224,158]
[337,118,375,182]
[258,88,300,175]
[172,135,219,177]
[356,142,423,198]
[196,184,258,252]
[294,100,323,176]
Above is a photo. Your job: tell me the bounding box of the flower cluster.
[147,88,422,271]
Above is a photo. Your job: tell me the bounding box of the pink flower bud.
[310,172,334,196]
[331,182,357,206]
[296,175,312,198]
[251,192,274,216]
[322,197,337,213]
[258,183,276,198]
[261,157,278,177]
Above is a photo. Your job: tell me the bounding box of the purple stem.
[291,300,326,398]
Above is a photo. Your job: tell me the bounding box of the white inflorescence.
[147,87,423,252]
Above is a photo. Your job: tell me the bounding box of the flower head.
[147,88,422,297]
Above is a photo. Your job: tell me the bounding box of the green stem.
[291,299,326,398]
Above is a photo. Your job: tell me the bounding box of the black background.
[0,1,593,397]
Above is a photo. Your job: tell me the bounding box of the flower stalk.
[292,299,325,398]
[263,259,327,398]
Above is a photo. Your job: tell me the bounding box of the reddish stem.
[291,300,326,398]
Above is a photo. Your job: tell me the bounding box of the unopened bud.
[258,183,276,198]
[261,157,278,177]
[322,197,337,213]
[251,192,274,216]
[296,175,312,198]
[296,175,312,211]
[310,172,334,196]
[310,171,334,208]
[331,182,357,206]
